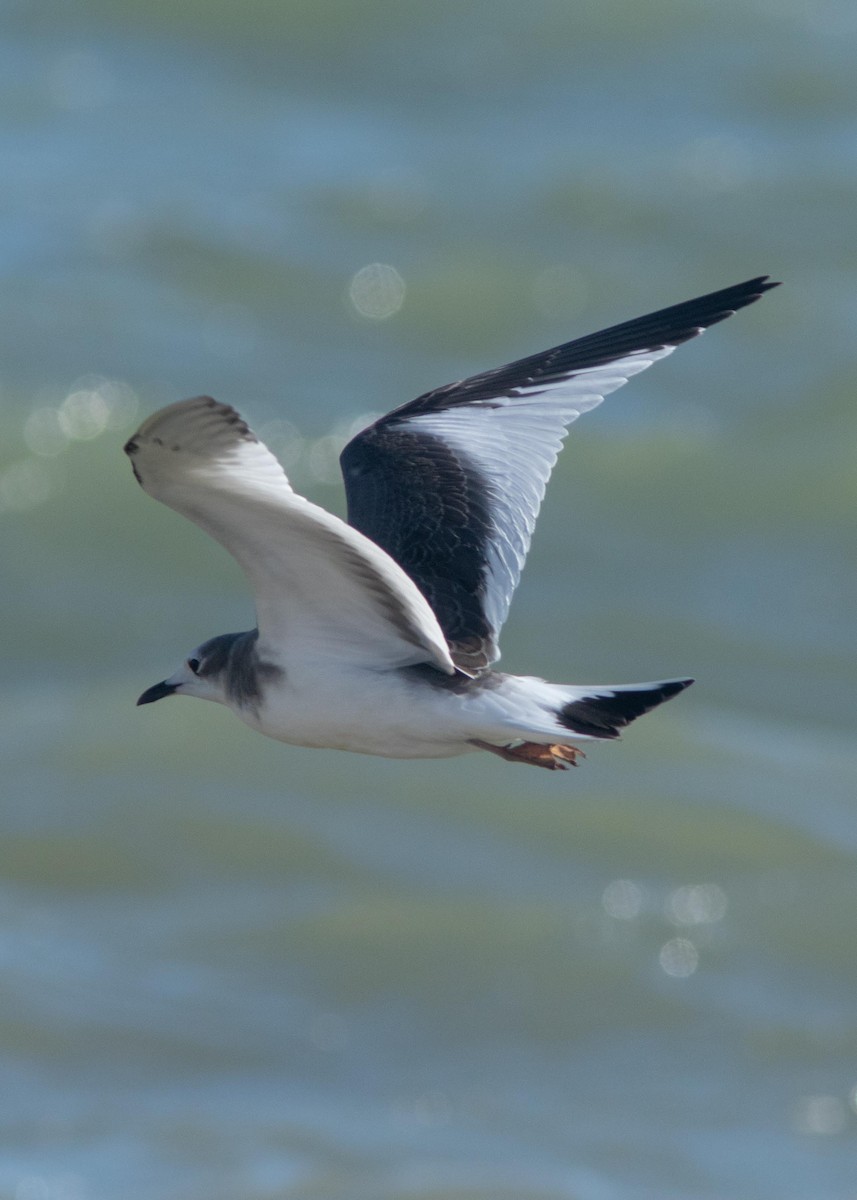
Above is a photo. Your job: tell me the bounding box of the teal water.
[2,2,856,1197]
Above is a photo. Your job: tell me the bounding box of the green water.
[1,1,856,1197]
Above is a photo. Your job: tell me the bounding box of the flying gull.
[126,275,777,769]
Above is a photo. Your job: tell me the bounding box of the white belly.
[229,658,580,760]
[234,663,479,758]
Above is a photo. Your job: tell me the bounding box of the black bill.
[136,680,178,706]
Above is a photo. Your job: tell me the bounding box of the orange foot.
[471,740,586,770]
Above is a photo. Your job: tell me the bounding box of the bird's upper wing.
[125,396,457,675]
[341,276,778,672]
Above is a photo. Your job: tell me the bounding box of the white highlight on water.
[658,937,699,978]
[348,262,406,320]
[601,878,643,920]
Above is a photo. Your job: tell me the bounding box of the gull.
[126,275,777,770]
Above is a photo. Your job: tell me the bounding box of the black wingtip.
[535,275,781,372]
[395,275,781,415]
[688,275,780,327]
[619,275,780,345]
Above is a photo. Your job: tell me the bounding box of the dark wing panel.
[341,424,497,670]
[341,277,778,671]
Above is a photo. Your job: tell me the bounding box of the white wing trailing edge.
[124,396,457,675]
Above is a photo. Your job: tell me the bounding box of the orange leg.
[470,740,586,770]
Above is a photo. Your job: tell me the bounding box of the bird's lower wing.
[125,396,456,675]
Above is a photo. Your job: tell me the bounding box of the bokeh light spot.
[658,937,698,978]
[0,460,56,513]
[24,408,69,457]
[665,883,728,926]
[98,379,139,430]
[57,391,107,441]
[602,878,643,920]
[58,378,138,441]
[348,263,406,320]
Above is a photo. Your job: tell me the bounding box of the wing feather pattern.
[341,276,778,671]
[125,396,456,675]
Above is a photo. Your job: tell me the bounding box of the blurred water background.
[1,1,856,1197]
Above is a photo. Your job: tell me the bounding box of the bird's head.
[136,636,234,708]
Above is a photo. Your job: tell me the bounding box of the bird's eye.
[187,657,200,675]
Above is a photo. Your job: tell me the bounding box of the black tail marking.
[559,678,693,740]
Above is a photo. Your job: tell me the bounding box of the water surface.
[1,2,856,1197]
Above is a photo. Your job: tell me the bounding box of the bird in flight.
[126,275,777,770]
